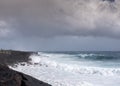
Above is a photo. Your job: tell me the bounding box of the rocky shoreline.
[0,50,51,86]
[0,50,33,65]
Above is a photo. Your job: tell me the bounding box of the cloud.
[0,0,120,38]
[0,21,11,37]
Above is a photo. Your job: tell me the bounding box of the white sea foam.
[10,52,120,86]
[77,54,105,58]
[28,53,120,76]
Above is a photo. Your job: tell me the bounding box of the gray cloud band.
[0,0,119,38]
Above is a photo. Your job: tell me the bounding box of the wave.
[11,63,94,86]
[26,53,120,76]
[10,52,120,86]
[37,52,120,61]
[77,54,120,60]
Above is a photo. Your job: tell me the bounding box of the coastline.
[0,49,51,86]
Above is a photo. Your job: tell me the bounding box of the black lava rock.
[0,64,51,86]
[0,50,33,65]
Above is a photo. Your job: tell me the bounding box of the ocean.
[11,51,120,86]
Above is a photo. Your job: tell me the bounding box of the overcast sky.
[0,0,120,51]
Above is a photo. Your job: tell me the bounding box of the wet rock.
[0,64,51,86]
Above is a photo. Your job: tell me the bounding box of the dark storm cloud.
[103,0,115,2]
[0,0,120,38]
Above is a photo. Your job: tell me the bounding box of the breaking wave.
[27,52,120,76]
[11,52,120,86]
[77,53,120,60]
[37,52,120,61]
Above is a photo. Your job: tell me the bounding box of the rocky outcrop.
[0,50,33,65]
[0,50,51,86]
[0,64,51,86]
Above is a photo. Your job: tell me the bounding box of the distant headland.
[0,49,35,65]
